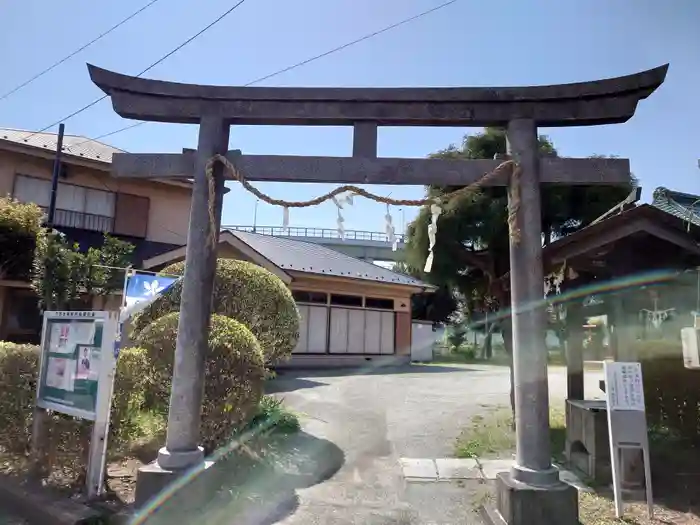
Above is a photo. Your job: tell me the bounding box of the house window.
[13,175,50,207]
[330,294,363,307]
[13,175,115,232]
[365,297,394,310]
[292,291,328,304]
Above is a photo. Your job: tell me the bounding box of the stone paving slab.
[435,458,481,479]
[478,459,513,480]
[400,457,592,491]
[398,458,438,481]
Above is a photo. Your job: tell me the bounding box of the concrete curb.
[0,475,102,525]
[479,504,507,525]
[400,457,593,493]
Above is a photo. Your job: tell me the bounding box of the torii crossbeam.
[90,63,668,521]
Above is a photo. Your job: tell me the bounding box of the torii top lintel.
[88,64,668,128]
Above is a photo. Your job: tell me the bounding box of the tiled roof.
[225,229,431,288]
[0,127,122,164]
[651,187,700,228]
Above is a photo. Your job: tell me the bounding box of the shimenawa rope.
[204,154,522,268]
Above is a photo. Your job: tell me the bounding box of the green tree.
[405,127,633,412]
[32,231,134,310]
[392,260,457,324]
[407,127,633,318]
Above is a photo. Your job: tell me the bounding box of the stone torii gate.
[89,63,667,522]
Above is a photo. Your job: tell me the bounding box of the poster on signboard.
[36,311,115,421]
[604,361,645,412]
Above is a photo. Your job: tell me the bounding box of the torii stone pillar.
[156,116,229,470]
[89,63,667,520]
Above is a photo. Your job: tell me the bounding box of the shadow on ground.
[138,431,345,525]
[265,377,328,394]
[275,363,476,378]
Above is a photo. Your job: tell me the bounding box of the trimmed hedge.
[0,343,159,455]
[135,312,266,451]
[0,342,40,452]
[133,259,300,365]
[110,346,154,446]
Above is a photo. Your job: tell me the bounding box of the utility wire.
[68,0,459,149]
[0,0,162,103]
[245,0,457,86]
[22,0,250,141]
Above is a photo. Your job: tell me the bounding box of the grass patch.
[241,395,302,437]
[434,347,567,368]
[454,406,566,460]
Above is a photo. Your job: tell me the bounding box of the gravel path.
[268,363,604,524]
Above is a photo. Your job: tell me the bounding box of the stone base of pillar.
[134,459,213,508]
[480,472,579,525]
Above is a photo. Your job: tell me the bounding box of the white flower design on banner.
[143,280,166,297]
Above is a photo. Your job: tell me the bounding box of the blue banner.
[120,272,179,324]
[124,273,178,309]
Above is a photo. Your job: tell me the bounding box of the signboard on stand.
[681,327,700,369]
[603,362,654,520]
[36,310,119,497]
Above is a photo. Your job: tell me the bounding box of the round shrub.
[110,346,153,447]
[0,342,39,453]
[133,259,299,365]
[135,312,266,452]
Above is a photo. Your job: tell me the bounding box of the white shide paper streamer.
[424,201,442,273]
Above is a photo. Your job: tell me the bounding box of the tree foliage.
[406,127,634,320]
[0,197,44,281]
[32,230,134,310]
[133,259,300,366]
[392,260,457,323]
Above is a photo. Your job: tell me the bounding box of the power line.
[67,0,459,148]
[245,0,458,86]
[0,0,162,103]
[22,0,250,141]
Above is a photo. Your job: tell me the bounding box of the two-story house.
[0,128,193,342]
[0,128,435,365]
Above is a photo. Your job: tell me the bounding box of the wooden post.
[30,408,50,478]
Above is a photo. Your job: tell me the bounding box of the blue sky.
[1,0,698,234]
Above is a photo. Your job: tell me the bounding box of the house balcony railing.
[226,225,406,244]
[40,207,114,233]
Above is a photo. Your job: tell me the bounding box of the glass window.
[13,175,50,207]
[330,294,363,307]
[85,188,115,218]
[365,297,394,310]
[293,291,327,304]
[56,183,86,212]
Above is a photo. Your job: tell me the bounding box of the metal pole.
[120,266,133,310]
[253,198,259,232]
[47,123,65,227]
[506,119,558,487]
